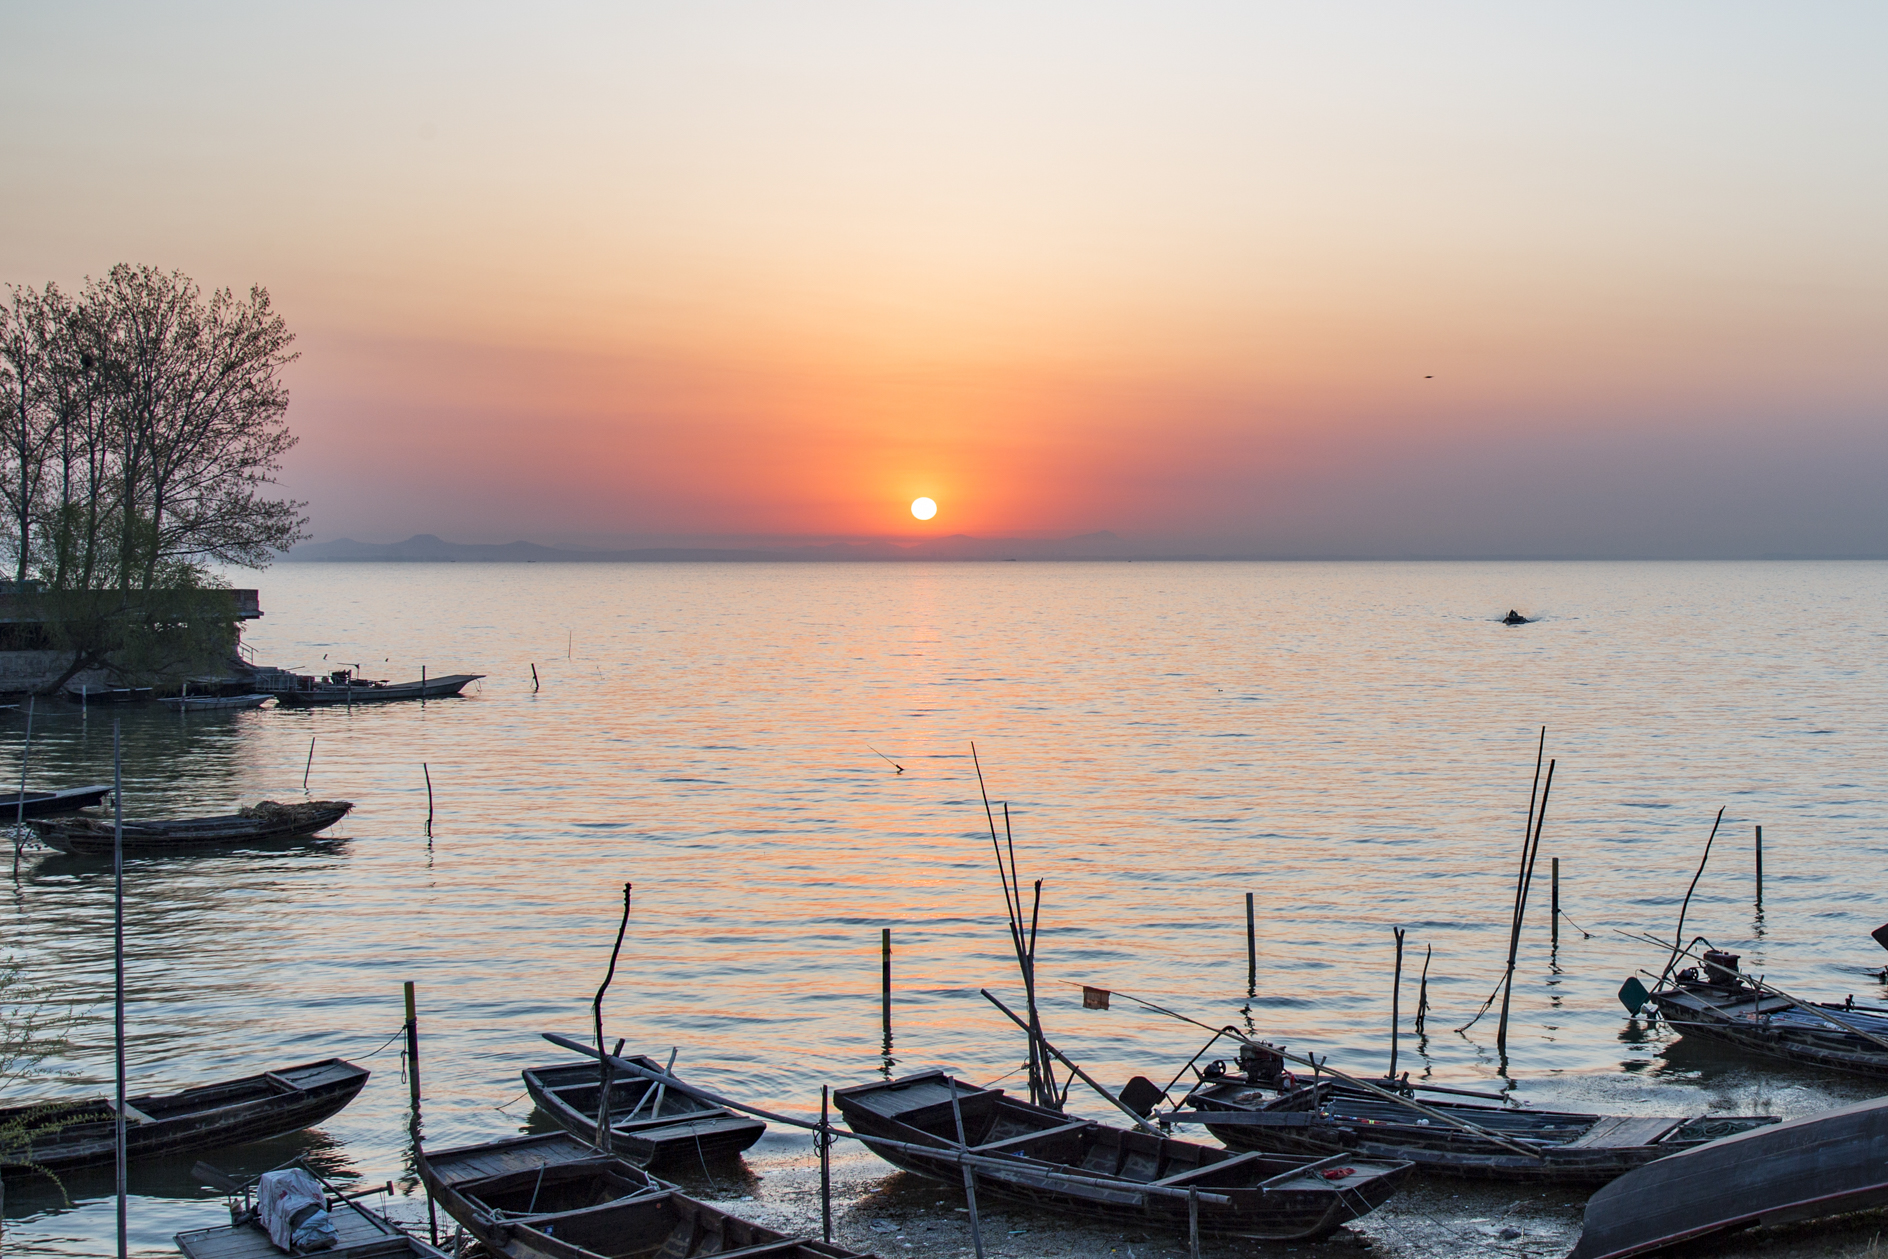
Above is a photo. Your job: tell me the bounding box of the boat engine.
[1701,950,1742,984]
[1238,1042,1286,1086]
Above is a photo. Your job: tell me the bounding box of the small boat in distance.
[1175,1041,1777,1183]
[274,669,483,706]
[523,1058,766,1168]
[1570,1095,1888,1259]
[1645,949,1888,1076]
[834,1070,1410,1242]
[158,693,272,711]
[0,784,113,818]
[3,1058,367,1175]
[417,1130,874,1259]
[1502,609,1531,625]
[34,800,353,855]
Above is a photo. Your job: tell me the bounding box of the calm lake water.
[5,560,1888,1255]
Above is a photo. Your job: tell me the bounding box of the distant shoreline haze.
[285,534,1888,563]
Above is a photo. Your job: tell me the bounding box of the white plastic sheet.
[256,1168,338,1252]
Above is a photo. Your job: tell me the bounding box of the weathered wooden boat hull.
[159,694,273,711]
[1183,1078,1776,1184]
[177,1199,450,1258]
[0,785,113,817]
[33,802,353,854]
[275,674,483,705]
[4,1058,367,1175]
[1649,983,1888,1077]
[418,1131,871,1259]
[522,1060,766,1168]
[835,1072,1408,1241]
[1570,1095,1888,1259]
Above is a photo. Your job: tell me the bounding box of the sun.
[910,497,937,521]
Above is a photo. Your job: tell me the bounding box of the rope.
[355,1025,409,1061]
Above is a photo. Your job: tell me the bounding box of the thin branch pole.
[1659,809,1726,988]
[303,736,315,790]
[1413,945,1432,1035]
[819,1086,832,1244]
[591,883,633,1153]
[980,990,1165,1135]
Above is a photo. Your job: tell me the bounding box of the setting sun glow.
[911,497,937,521]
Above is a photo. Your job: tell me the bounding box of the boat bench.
[1151,1149,1273,1187]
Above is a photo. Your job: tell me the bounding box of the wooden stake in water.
[819,1086,833,1243]
[404,980,438,1244]
[113,720,127,1259]
[423,763,434,830]
[947,1077,986,1259]
[1497,758,1555,1055]
[880,927,892,1042]
[12,695,32,877]
[1551,857,1560,948]
[1389,927,1406,1078]
[1189,1187,1201,1259]
[1413,944,1432,1035]
[1755,825,1763,907]
[1245,891,1257,993]
[531,663,540,692]
[303,736,315,790]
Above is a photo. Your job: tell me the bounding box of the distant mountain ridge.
[289,532,1140,562]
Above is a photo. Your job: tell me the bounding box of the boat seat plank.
[1151,1149,1273,1186]
[1561,1116,1684,1149]
[972,1120,1092,1152]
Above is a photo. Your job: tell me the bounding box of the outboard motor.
[1701,950,1742,984]
[1238,1042,1286,1086]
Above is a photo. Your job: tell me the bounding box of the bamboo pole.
[13,695,33,876]
[881,927,892,1043]
[405,981,437,1244]
[820,1086,833,1244]
[113,721,126,1259]
[948,1077,986,1259]
[1245,892,1256,993]
[980,990,1164,1135]
[303,737,315,790]
[1754,825,1763,907]
[1496,758,1555,1053]
[1551,857,1560,948]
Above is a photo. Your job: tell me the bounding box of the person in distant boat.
[1503,610,1529,625]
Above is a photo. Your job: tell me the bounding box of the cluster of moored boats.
[21,930,1888,1259]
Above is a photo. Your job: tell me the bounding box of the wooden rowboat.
[522,1059,766,1169]
[274,672,483,706]
[1570,1095,1888,1259]
[417,1131,873,1259]
[833,1071,1410,1242]
[2,1058,367,1176]
[1646,949,1888,1076]
[33,800,353,855]
[0,784,113,818]
[176,1162,448,1258]
[1177,1043,1776,1183]
[158,693,273,712]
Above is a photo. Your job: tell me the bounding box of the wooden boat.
[2,1058,367,1175]
[177,1190,449,1259]
[833,1071,1410,1241]
[159,693,272,711]
[33,800,353,855]
[1570,1095,1888,1259]
[65,685,154,704]
[522,1059,766,1169]
[0,784,113,818]
[1645,948,1888,1076]
[1176,1043,1777,1183]
[274,670,483,706]
[417,1130,873,1259]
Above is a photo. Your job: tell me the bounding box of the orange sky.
[4,3,1886,554]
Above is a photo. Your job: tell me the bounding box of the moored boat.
[176,1171,447,1259]
[1570,1095,1888,1259]
[273,669,483,706]
[523,1058,766,1168]
[1643,948,1888,1076]
[158,693,272,711]
[2,1058,368,1175]
[833,1070,1410,1242]
[0,784,113,818]
[32,800,353,855]
[417,1130,872,1259]
[1174,1041,1777,1183]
